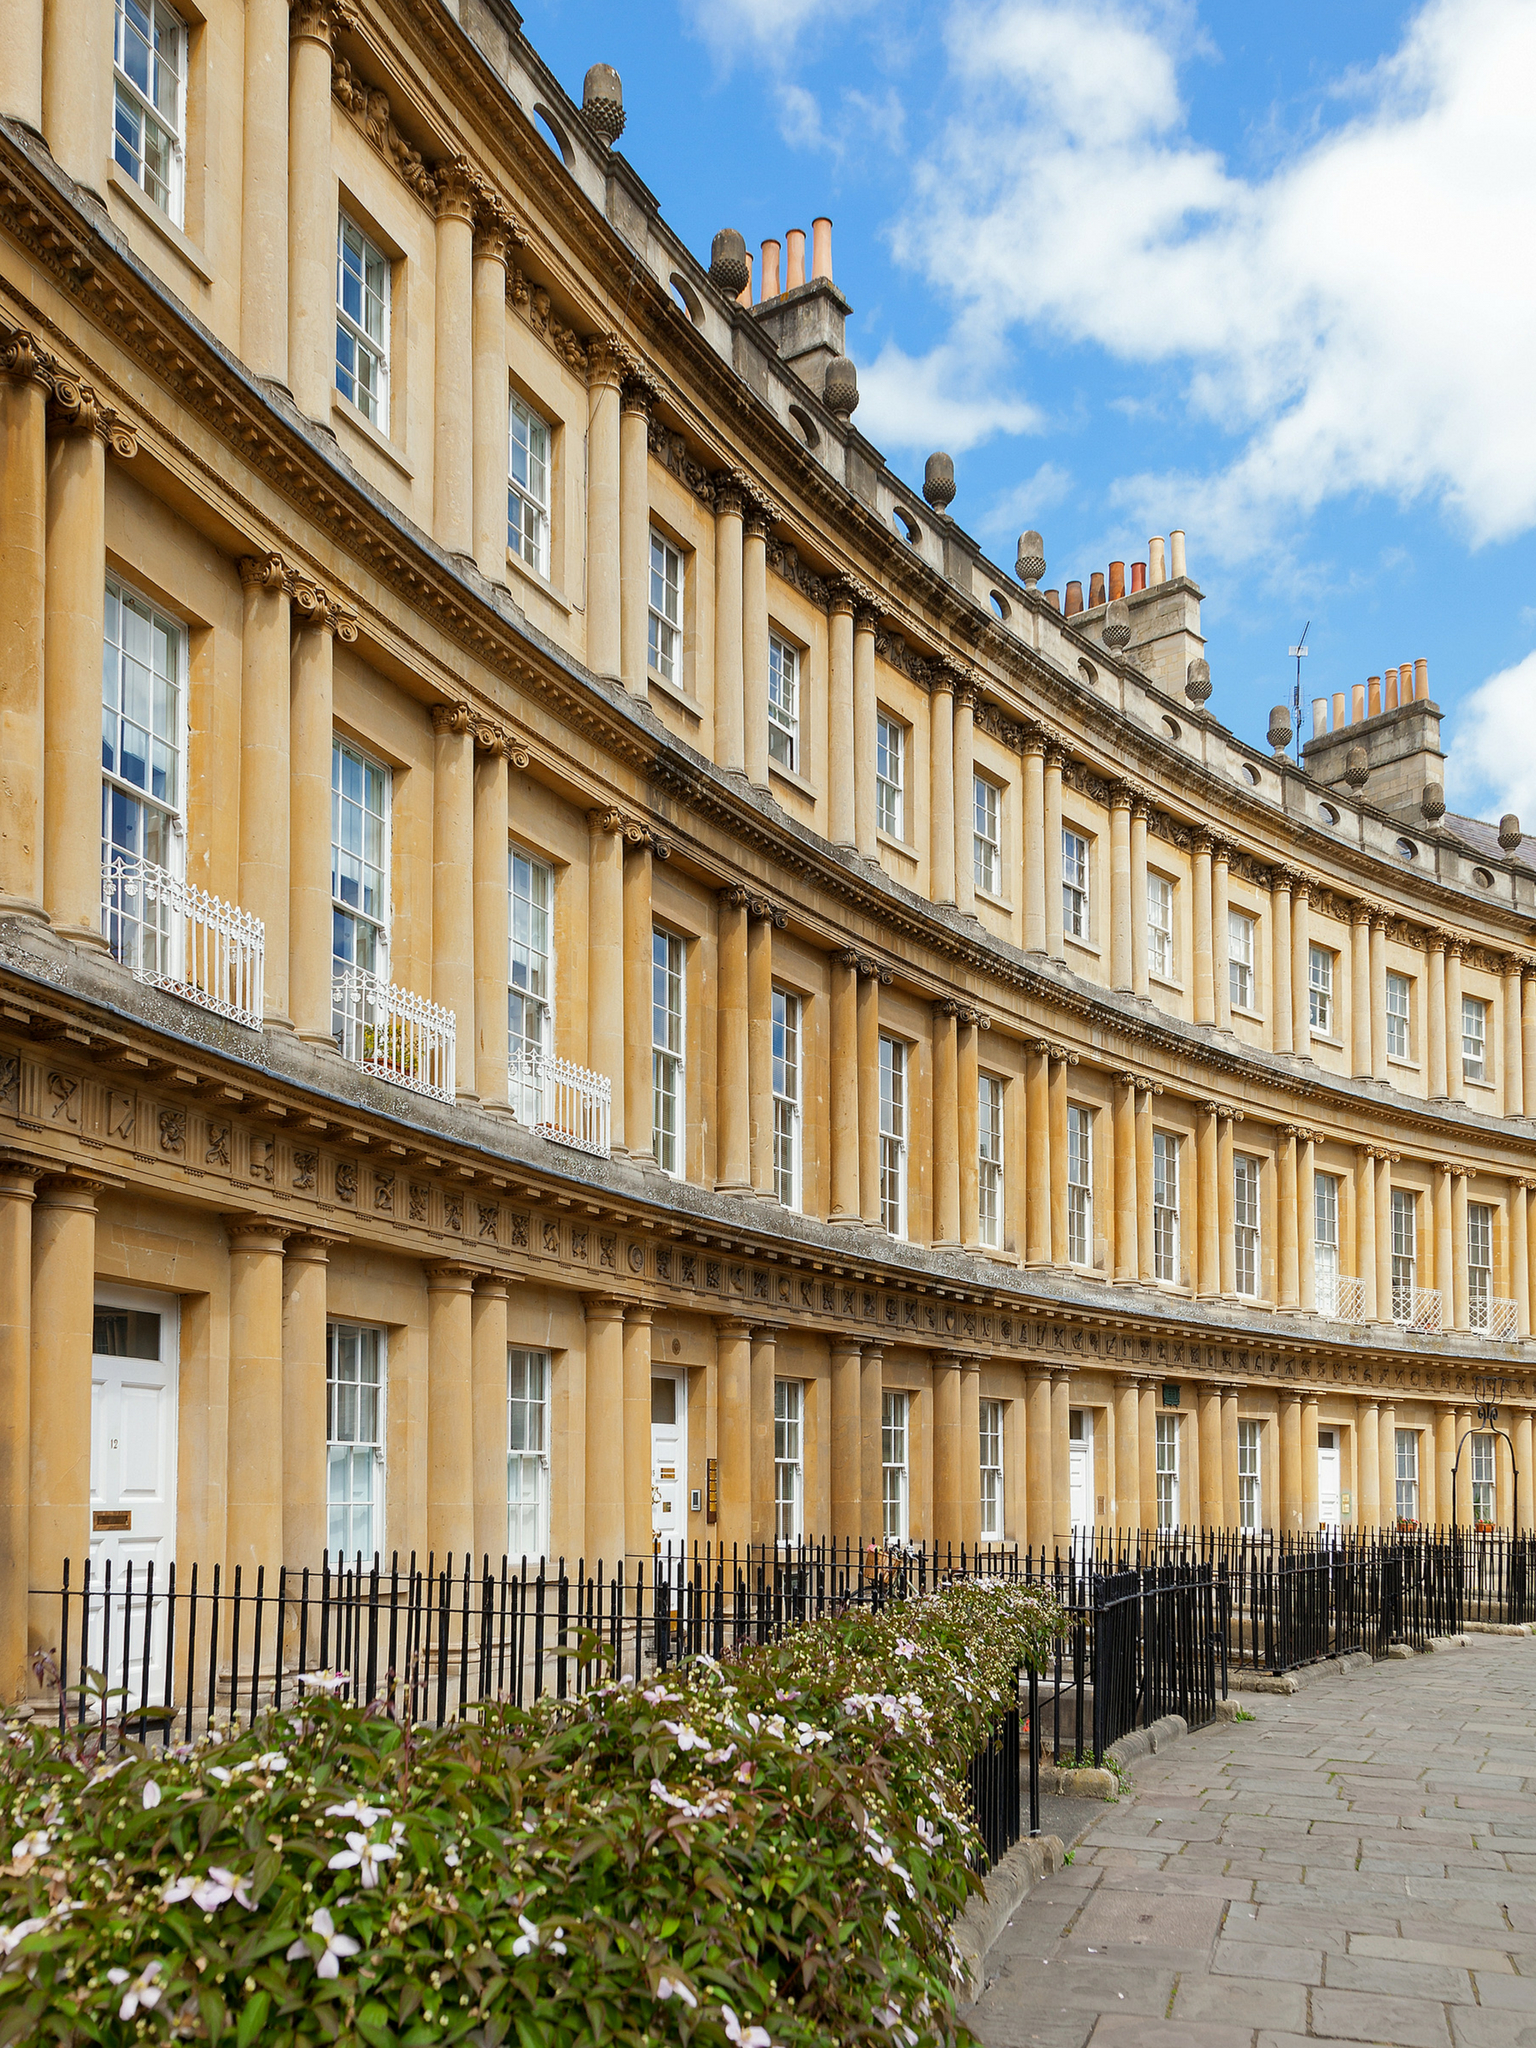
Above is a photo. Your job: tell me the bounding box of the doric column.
[1277,1125,1299,1309]
[41,0,109,190]
[1427,933,1448,1098]
[1109,785,1133,991]
[932,1002,960,1249]
[1221,1386,1240,1530]
[1523,968,1536,1120]
[287,0,342,420]
[1192,835,1214,1024]
[856,959,882,1228]
[225,1215,287,1578]
[1434,1161,1452,1315]
[1113,1071,1137,1283]
[1297,1131,1316,1313]
[830,1341,863,1542]
[1134,1082,1155,1284]
[290,585,356,1042]
[1446,942,1466,1103]
[470,1274,510,1566]
[1516,1408,1533,1534]
[953,682,976,917]
[1355,1144,1377,1321]
[426,1264,476,1568]
[1021,731,1046,951]
[1138,1382,1159,1530]
[749,1327,777,1546]
[958,1012,981,1249]
[1048,1054,1069,1266]
[860,1348,884,1542]
[1196,1102,1220,1297]
[1358,1397,1381,1527]
[1451,1166,1470,1330]
[1217,1110,1237,1297]
[432,161,477,557]
[281,1235,333,1568]
[1301,1395,1320,1530]
[960,1361,982,1545]
[587,810,625,1136]
[2,0,43,128]
[1271,872,1293,1055]
[239,0,289,379]
[1504,960,1525,1117]
[432,705,478,1099]
[715,887,751,1193]
[1291,882,1312,1058]
[1130,795,1150,1000]
[1198,1384,1222,1527]
[1279,1391,1302,1534]
[1434,1406,1454,1529]
[0,337,50,920]
[1370,912,1389,1082]
[1050,1372,1072,1549]
[619,373,654,698]
[471,210,515,583]
[586,346,623,679]
[853,604,878,860]
[1379,1402,1399,1525]
[743,504,771,792]
[580,1294,625,1569]
[1350,903,1372,1077]
[622,829,655,1160]
[1025,1369,1052,1548]
[472,731,511,1109]
[1115,1378,1140,1532]
[622,1304,654,1560]
[828,588,856,849]
[238,555,294,1023]
[1212,841,1232,1031]
[1454,1406,1474,1527]
[929,670,956,906]
[1373,1153,1393,1324]
[1044,744,1065,960]
[0,1163,37,1701]
[747,899,777,1200]
[1024,1040,1051,1266]
[712,476,745,774]
[45,382,137,943]
[1513,1181,1532,1339]
[829,951,860,1224]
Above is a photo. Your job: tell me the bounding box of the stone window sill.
[769,758,819,803]
[1065,933,1101,961]
[506,545,570,616]
[108,160,213,284]
[1149,971,1184,997]
[975,883,1013,915]
[647,667,702,721]
[877,827,916,863]
[332,392,414,481]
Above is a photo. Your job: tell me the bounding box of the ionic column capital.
[748,894,786,928]
[224,1212,293,1252]
[46,375,138,456]
[237,550,295,595]
[0,327,60,393]
[291,578,359,639]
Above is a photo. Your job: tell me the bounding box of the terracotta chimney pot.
[1088,570,1106,608]
[1368,675,1382,717]
[1385,668,1399,710]
[1064,581,1083,617]
[737,250,754,307]
[1148,537,1166,584]
[1108,561,1125,601]
[1168,530,1187,578]
[1312,698,1328,738]
[1131,562,1146,592]
[811,216,833,281]
[1415,657,1429,699]
[785,229,806,289]
[1043,588,1060,612]
[1332,691,1347,731]
[760,239,781,301]
[1351,682,1366,724]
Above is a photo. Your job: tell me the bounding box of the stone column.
[1196,1103,1220,1298]
[426,1265,475,1569]
[749,1327,776,1546]
[1373,1153,1393,1326]
[623,831,656,1161]
[1370,913,1390,1082]
[1139,1383,1159,1533]
[1198,1385,1222,1527]
[0,339,50,921]
[0,1164,36,1700]
[860,1348,884,1543]
[932,1003,960,1249]
[1515,1408,1533,1534]
[622,1304,653,1561]
[1350,904,1372,1077]
[587,811,625,1136]
[1135,1083,1155,1284]
[1380,1403,1402,1523]
[41,0,109,191]
[287,0,341,420]
[829,951,860,1225]
[281,1235,332,1569]
[960,1361,982,1547]
[1357,1397,1380,1527]
[1025,1369,1052,1549]
[238,0,289,378]
[1115,1378,1140,1532]
[828,590,856,849]
[432,164,477,558]
[958,1013,981,1250]
[1433,1407,1454,1529]
[1301,1394,1320,1530]
[1109,785,1133,991]
[1130,795,1150,1000]
[1504,960,1525,1118]
[1433,1162,1452,1316]
[1524,970,1536,1123]
[431,706,477,1099]
[1044,744,1065,961]
[586,347,623,679]
[856,961,881,1229]
[1451,1167,1471,1331]
[716,1318,752,1555]
[472,734,510,1109]
[2,0,43,129]
[1446,942,1466,1103]
[619,374,654,698]
[953,682,976,917]
[45,386,135,943]
[1455,1405,1475,1527]
[1279,1391,1302,1534]
[830,1341,863,1543]
[237,555,293,1023]
[747,901,776,1200]
[1298,1131,1316,1313]
[290,588,355,1042]
[1024,1041,1051,1266]
[1427,934,1448,1098]
[1022,733,1046,951]
[715,887,750,1193]
[1192,835,1214,1025]
[1271,873,1293,1055]
[470,1274,509,1568]
[1292,883,1312,1059]
[1212,842,1232,1031]
[1050,1372,1072,1549]
[929,673,956,906]
[931,1355,961,1550]
[743,505,771,793]
[1048,1055,1069,1267]
[853,605,878,861]
[578,1295,624,1569]
[1220,1387,1240,1530]
[1513,1181,1532,1339]
[1217,1111,1236,1298]
[1113,1071,1137,1283]
[471,213,513,583]
[225,1216,287,1579]
[712,477,745,774]
[1356,1145,1378,1322]
[1277,1125,1299,1309]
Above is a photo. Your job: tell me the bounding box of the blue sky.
[523,0,1536,825]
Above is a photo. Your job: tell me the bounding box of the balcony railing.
[1470,1294,1520,1341]
[1392,1283,1443,1335]
[1314,1255,1366,1323]
[102,856,264,1032]
[510,1045,611,1157]
[333,967,455,1103]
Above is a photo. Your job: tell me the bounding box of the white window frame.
[647,529,683,685]
[100,574,187,974]
[774,1378,804,1543]
[879,1035,907,1239]
[1147,872,1174,981]
[1066,1104,1092,1267]
[1152,1129,1179,1284]
[1468,1201,1494,1333]
[881,1389,909,1543]
[1394,1427,1419,1526]
[1391,1187,1416,1323]
[1463,995,1488,1084]
[1062,828,1090,941]
[1470,1432,1496,1525]
[651,927,686,1178]
[979,1399,1004,1541]
[973,774,1001,895]
[1386,970,1412,1060]
[331,736,392,984]
[1238,1418,1261,1531]
[1229,909,1256,1012]
[326,1321,386,1563]
[113,0,186,223]
[1308,944,1334,1036]
[336,213,390,429]
[768,635,799,774]
[876,714,905,838]
[1155,1412,1180,1529]
[508,392,551,577]
[1233,1152,1261,1297]
[771,987,801,1211]
[978,1073,1004,1251]
[507,1347,550,1561]
[508,847,554,1126]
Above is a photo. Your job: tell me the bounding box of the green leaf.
[235,1990,271,2047]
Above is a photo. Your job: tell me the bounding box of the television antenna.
[1288,623,1310,765]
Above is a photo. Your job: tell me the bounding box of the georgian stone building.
[1,0,1532,1699]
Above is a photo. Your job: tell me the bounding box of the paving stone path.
[970,1636,1536,2048]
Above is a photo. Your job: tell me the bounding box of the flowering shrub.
[0,1577,1057,2047]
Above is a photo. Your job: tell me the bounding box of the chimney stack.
[759,238,781,301]
[811,217,833,281]
[785,228,806,289]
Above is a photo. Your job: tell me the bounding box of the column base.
[931,1238,963,1254]
[0,898,48,924]
[453,1088,483,1108]
[714,1178,754,1198]
[826,1211,862,1229]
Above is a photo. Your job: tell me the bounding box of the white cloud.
[776,81,825,149]
[879,0,1536,560]
[978,462,1074,540]
[1446,650,1536,820]
[857,338,1042,454]
[682,0,877,67]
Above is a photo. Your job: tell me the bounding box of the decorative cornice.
[331,56,438,205]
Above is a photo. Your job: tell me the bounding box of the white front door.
[1317,1428,1341,1531]
[650,1372,686,1553]
[90,1288,178,1707]
[1069,1408,1094,1539]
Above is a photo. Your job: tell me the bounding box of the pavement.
[969,1636,1536,2048]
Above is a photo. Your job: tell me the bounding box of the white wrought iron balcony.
[1392,1283,1443,1335]
[1470,1293,1520,1341]
[1314,1254,1366,1323]
[333,967,455,1103]
[102,856,264,1032]
[509,1045,611,1157]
